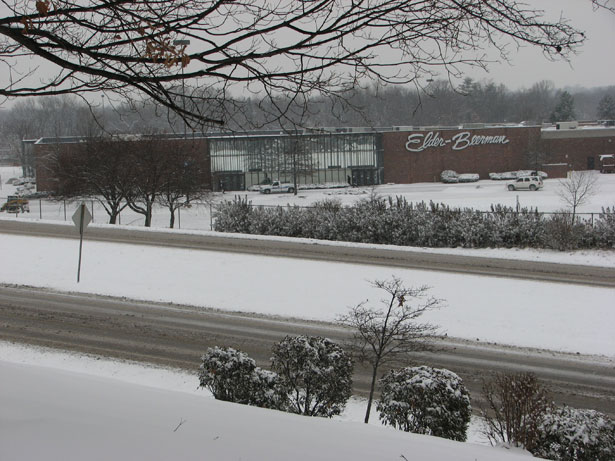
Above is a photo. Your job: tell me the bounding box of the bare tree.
[1,1,603,129]
[557,170,599,222]
[157,139,211,228]
[481,372,552,452]
[337,277,443,423]
[122,136,170,227]
[524,131,548,173]
[281,134,315,195]
[52,137,131,224]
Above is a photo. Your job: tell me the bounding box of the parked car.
[259,180,295,194]
[490,170,548,180]
[457,173,479,183]
[600,155,614,173]
[440,170,459,183]
[507,176,543,191]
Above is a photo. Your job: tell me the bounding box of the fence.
[1,196,611,230]
[0,197,216,231]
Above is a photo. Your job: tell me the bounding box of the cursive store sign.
[405,131,509,152]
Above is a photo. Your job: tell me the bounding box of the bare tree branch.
[0,0,595,128]
[556,170,599,222]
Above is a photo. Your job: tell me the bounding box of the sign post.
[72,202,92,283]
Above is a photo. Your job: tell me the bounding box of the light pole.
[173,39,190,138]
[100,94,105,128]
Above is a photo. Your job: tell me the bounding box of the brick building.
[30,122,615,192]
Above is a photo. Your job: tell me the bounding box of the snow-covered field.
[1,166,614,460]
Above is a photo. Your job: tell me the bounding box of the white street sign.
[72,203,92,232]
[72,203,92,283]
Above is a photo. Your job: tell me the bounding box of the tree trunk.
[364,362,380,423]
[169,209,175,229]
[144,202,152,227]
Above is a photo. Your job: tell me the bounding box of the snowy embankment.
[1,342,531,461]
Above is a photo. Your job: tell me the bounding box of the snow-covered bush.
[534,406,615,461]
[594,206,615,248]
[440,170,459,183]
[213,195,254,233]
[213,197,613,250]
[543,209,596,251]
[481,372,551,452]
[271,335,353,418]
[377,366,471,441]
[247,367,288,410]
[199,346,284,409]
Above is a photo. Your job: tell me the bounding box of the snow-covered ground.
[1,167,613,459]
[2,341,536,461]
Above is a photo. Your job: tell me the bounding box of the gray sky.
[0,0,613,111]
[464,0,615,89]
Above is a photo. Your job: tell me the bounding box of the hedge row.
[213,196,615,250]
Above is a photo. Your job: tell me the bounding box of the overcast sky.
[465,0,615,89]
[0,0,613,112]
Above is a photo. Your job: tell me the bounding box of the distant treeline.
[1,80,614,144]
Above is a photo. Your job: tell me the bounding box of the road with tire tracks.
[1,285,614,417]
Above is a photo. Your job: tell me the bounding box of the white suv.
[507,176,543,191]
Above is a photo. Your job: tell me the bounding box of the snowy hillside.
[1,343,533,461]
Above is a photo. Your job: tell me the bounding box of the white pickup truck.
[259,180,296,194]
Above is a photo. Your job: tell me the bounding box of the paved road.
[1,286,614,417]
[1,219,614,287]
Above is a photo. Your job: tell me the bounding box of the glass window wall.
[209,132,382,189]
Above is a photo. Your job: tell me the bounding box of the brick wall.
[540,129,615,175]
[383,127,541,183]
[34,137,210,193]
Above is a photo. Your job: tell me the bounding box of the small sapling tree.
[557,170,599,223]
[481,372,552,452]
[270,335,353,417]
[338,277,442,423]
[377,366,471,441]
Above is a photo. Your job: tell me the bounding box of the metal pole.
[178,207,181,229]
[77,203,85,283]
[39,200,42,219]
[210,202,213,230]
[173,38,190,139]
[64,200,67,221]
[91,200,95,222]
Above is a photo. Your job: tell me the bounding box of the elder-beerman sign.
[405,131,509,152]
